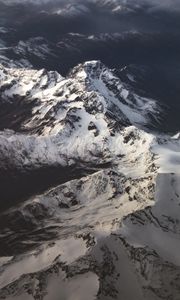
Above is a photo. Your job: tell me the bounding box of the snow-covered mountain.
[0,60,162,177]
[1,0,180,298]
[0,57,180,300]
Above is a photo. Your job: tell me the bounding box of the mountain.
[1,1,180,298]
[0,60,160,209]
[0,57,180,300]
[1,28,180,134]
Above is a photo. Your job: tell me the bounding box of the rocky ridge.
[0,59,180,300]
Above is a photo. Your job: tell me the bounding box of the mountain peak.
[70,60,104,79]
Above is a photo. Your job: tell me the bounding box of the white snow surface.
[1,60,180,300]
[0,61,162,173]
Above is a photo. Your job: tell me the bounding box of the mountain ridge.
[0,59,180,300]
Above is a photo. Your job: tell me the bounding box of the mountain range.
[0,1,180,300]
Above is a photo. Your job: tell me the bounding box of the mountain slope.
[0,60,180,300]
